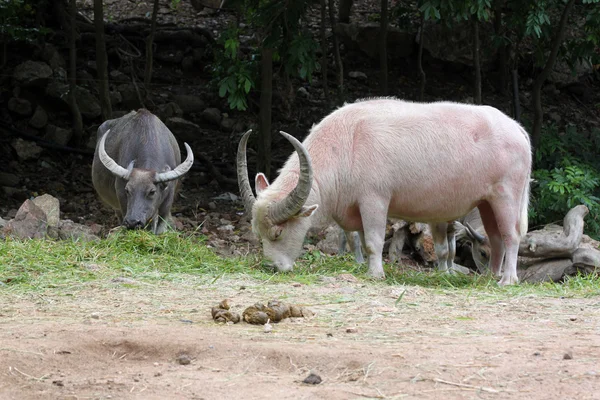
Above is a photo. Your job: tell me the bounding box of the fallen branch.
[433,378,499,393]
[519,205,589,258]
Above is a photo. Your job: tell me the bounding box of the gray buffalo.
[92,109,193,234]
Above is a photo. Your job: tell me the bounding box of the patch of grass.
[1,231,599,299]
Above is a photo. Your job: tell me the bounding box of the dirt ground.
[1,276,599,400]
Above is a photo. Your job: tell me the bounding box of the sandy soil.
[1,275,599,400]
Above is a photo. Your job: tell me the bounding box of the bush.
[531,124,600,238]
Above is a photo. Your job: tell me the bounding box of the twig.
[0,348,44,356]
[10,366,48,381]
[433,378,499,393]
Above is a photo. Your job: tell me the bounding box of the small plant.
[284,31,320,83]
[531,124,600,238]
[210,26,257,111]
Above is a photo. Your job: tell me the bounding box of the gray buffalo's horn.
[155,143,194,183]
[98,129,133,180]
[236,130,256,212]
[268,131,313,224]
[465,222,485,243]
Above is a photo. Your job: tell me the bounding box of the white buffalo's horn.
[268,131,313,224]
[236,130,257,212]
[98,130,133,180]
[155,143,194,183]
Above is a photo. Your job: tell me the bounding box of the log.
[571,247,600,273]
[519,205,589,258]
[517,258,573,283]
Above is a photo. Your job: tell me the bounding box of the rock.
[39,43,66,69]
[336,23,414,59]
[176,354,192,365]
[109,69,129,83]
[44,125,73,146]
[348,71,367,80]
[0,172,20,187]
[157,102,183,120]
[32,194,60,227]
[29,106,49,129]
[109,90,122,106]
[302,372,322,385]
[220,117,235,130]
[45,81,70,101]
[11,138,43,161]
[75,87,102,119]
[118,83,143,110]
[3,200,48,239]
[13,61,53,87]
[297,87,310,98]
[57,220,100,242]
[420,20,496,69]
[77,69,94,84]
[8,97,33,116]
[0,217,7,228]
[155,50,184,64]
[172,95,206,115]
[45,84,101,119]
[181,56,195,72]
[212,192,239,201]
[165,117,201,142]
[549,60,592,85]
[201,107,222,126]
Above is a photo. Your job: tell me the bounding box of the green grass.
[1,230,599,298]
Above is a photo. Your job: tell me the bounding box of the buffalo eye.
[125,187,131,196]
[480,251,487,258]
[147,188,157,198]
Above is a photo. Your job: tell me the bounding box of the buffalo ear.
[297,204,318,218]
[255,173,270,195]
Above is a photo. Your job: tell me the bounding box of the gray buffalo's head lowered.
[98,130,194,231]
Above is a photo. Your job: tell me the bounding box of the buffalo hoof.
[367,270,386,280]
[498,274,519,286]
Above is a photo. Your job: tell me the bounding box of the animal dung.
[211,299,313,325]
[242,300,314,325]
[211,299,241,324]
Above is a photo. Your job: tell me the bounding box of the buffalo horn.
[98,130,133,180]
[236,130,257,212]
[155,143,194,183]
[268,131,313,224]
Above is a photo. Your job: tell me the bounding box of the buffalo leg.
[487,199,520,285]
[358,201,388,279]
[337,229,364,263]
[478,202,505,277]
[154,213,172,234]
[446,222,458,270]
[431,222,450,272]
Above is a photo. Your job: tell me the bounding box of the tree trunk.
[328,0,344,103]
[379,0,388,96]
[418,14,426,101]
[531,0,576,150]
[69,0,83,145]
[519,205,589,258]
[493,0,508,95]
[258,47,273,179]
[144,0,160,90]
[338,0,353,23]
[512,68,521,122]
[93,0,112,121]
[472,18,482,104]
[319,0,329,104]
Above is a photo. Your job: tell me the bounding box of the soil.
[1,277,599,400]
